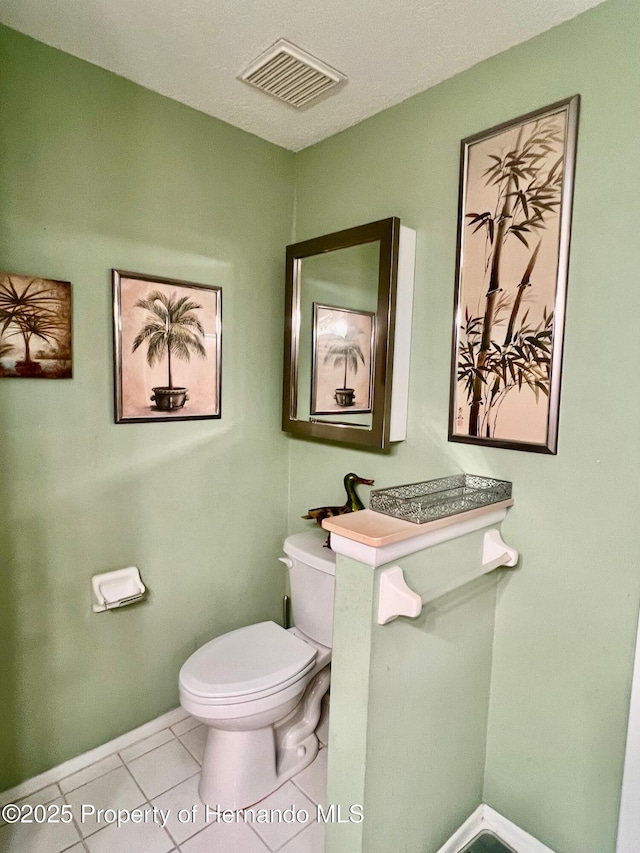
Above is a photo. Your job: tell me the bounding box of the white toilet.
[179,531,335,809]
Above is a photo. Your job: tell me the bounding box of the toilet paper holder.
[91,567,147,612]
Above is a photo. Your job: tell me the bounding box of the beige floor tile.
[0,796,82,853]
[0,783,61,827]
[178,726,207,765]
[119,729,175,764]
[180,819,269,853]
[84,817,174,853]
[277,818,325,853]
[246,781,315,851]
[59,755,122,795]
[126,740,199,800]
[292,749,327,807]
[64,766,145,837]
[152,774,209,846]
[170,716,200,737]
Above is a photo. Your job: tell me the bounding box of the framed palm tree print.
[310,303,374,416]
[113,270,221,423]
[0,271,72,378]
[449,95,579,454]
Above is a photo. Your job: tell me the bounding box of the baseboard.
[0,706,188,807]
[482,805,557,853]
[435,805,485,853]
[436,804,556,853]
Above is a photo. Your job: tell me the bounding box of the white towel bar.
[377,529,518,625]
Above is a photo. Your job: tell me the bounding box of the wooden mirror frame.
[282,217,400,450]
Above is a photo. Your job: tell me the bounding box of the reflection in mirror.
[283,218,415,450]
[297,242,379,429]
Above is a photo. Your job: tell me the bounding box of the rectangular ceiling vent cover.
[239,39,345,108]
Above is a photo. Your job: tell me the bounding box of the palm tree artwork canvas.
[311,304,374,415]
[113,271,221,423]
[449,96,579,454]
[0,272,72,378]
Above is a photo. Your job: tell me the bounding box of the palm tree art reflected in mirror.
[311,304,374,415]
[113,270,221,423]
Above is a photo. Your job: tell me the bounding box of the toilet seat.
[179,621,317,706]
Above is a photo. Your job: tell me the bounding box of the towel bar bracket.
[377,529,518,625]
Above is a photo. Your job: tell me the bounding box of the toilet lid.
[179,621,317,700]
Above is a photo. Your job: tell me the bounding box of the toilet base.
[198,665,330,809]
[199,725,282,809]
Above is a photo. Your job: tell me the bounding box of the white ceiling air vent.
[239,39,345,109]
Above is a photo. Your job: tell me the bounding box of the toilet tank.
[282,532,336,648]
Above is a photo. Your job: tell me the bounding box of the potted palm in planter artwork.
[132,290,206,411]
[324,325,366,408]
[0,274,72,378]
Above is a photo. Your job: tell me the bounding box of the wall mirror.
[282,217,415,450]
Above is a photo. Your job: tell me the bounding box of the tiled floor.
[0,698,330,853]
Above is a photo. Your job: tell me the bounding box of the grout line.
[0,707,189,806]
[174,820,213,849]
[176,737,204,766]
[62,785,146,842]
[59,754,124,795]
[151,769,202,805]
[117,728,177,765]
[0,780,63,828]
[61,789,87,845]
[122,752,203,803]
[170,717,200,737]
[120,760,154,806]
[289,778,308,799]
[156,772,201,848]
[119,730,184,769]
[245,821,276,852]
[247,808,314,853]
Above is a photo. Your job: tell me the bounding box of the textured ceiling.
[0,0,606,151]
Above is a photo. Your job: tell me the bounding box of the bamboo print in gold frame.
[449,95,579,454]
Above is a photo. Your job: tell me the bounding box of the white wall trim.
[482,805,556,853]
[435,804,556,853]
[0,706,188,807]
[435,805,485,853]
[616,605,640,853]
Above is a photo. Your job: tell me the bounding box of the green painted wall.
[2,2,639,850]
[290,1,640,851]
[0,26,294,790]
[326,536,498,853]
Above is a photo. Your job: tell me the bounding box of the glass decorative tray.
[369,475,512,524]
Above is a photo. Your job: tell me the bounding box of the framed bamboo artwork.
[113,270,221,423]
[0,272,72,378]
[449,95,580,454]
